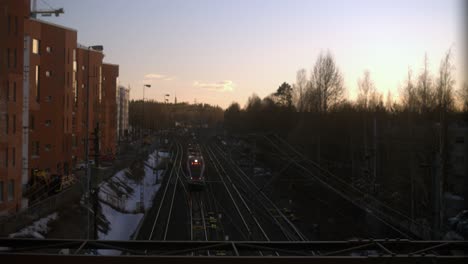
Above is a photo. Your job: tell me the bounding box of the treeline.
[224,49,467,228]
[129,101,223,131]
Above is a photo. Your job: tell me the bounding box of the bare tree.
[245,93,262,112]
[416,53,435,113]
[460,82,468,112]
[357,70,376,110]
[369,90,383,110]
[309,51,345,112]
[435,49,455,112]
[293,69,308,112]
[385,90,393,112]
[401,67,418,112]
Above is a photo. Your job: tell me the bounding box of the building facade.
[0,0,120,214]
[25,18,77,185]
[117,85,129,142]
[72,46,104,165]
[0,0,29,213]
[101,63,119,156]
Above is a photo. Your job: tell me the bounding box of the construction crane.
[30,0,64,18]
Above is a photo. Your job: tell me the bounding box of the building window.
[13,48,17,68]
[73,72,77,104]
[13,82,16,102]
[7,48,10,68]
[5,114,8,134]
[45,70,51,77]
[46,46,52,53]
[73,49,77,71]
[4,148,8,168]
[7,15,11,35]
[35,65,40,102]
[30,115,35,130]
[45,120,52,127]
[7,180,14,201]
[12,147,15,167]
[12,114,15,134]
[45,95,52,102]
[0,181,3,203]
[455,137,465,144]
[45,144,51,152]
[6,81,9,101]
[33,141,40,156]
[82,65,85,71]
[32,39,40,54]
[72,135,77,148]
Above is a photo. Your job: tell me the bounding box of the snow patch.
[97,149,167,248]
[9,212,58,238]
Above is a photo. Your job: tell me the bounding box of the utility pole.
[433,154,442,239]
[142,84,151,139]
[92,186,100,240]
[94,123,100,168]
[373,116,377,194]
[85,45,103,239]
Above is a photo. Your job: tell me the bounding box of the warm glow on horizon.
[41,0,465,109]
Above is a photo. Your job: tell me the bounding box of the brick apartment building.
[117,86,130,142]
[72,46,104,164]
[25,18,77,181]
[0,0,120,214]
[101,63,119,156]
[0,0,29,213]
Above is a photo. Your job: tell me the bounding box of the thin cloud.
[144,73,175,82]
[193,80,235,92]
[144,73,165,79]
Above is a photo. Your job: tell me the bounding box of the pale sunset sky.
[41,0,466,108]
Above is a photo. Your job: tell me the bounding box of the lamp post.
[85,45,103,240]
[142,84,151,139]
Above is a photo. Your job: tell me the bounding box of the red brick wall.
[73,47,104,165]
[0,0,30,213]
[25,19,77,177]
[101,63,119,156]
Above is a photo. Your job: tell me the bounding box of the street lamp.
[142,84,151,139]
[85,45,103,240]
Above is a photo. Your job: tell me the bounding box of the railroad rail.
[1,238,467,263]
[140,141,183,241]
[211,143,308,242]
[260,134,424,239]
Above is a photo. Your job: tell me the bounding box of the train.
[186,144,206,190]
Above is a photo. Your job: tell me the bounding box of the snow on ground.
[9,212,58,238]
[97,149,166,244]
[98,203,143,240]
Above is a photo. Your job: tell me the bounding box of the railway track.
[260,134,421,239]
[144,141,184,241]
[204,145,285,256]
[210,143,308,242]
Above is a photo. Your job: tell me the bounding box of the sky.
[40,0,466,108]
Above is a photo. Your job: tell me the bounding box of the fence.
[0,183,82,236]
